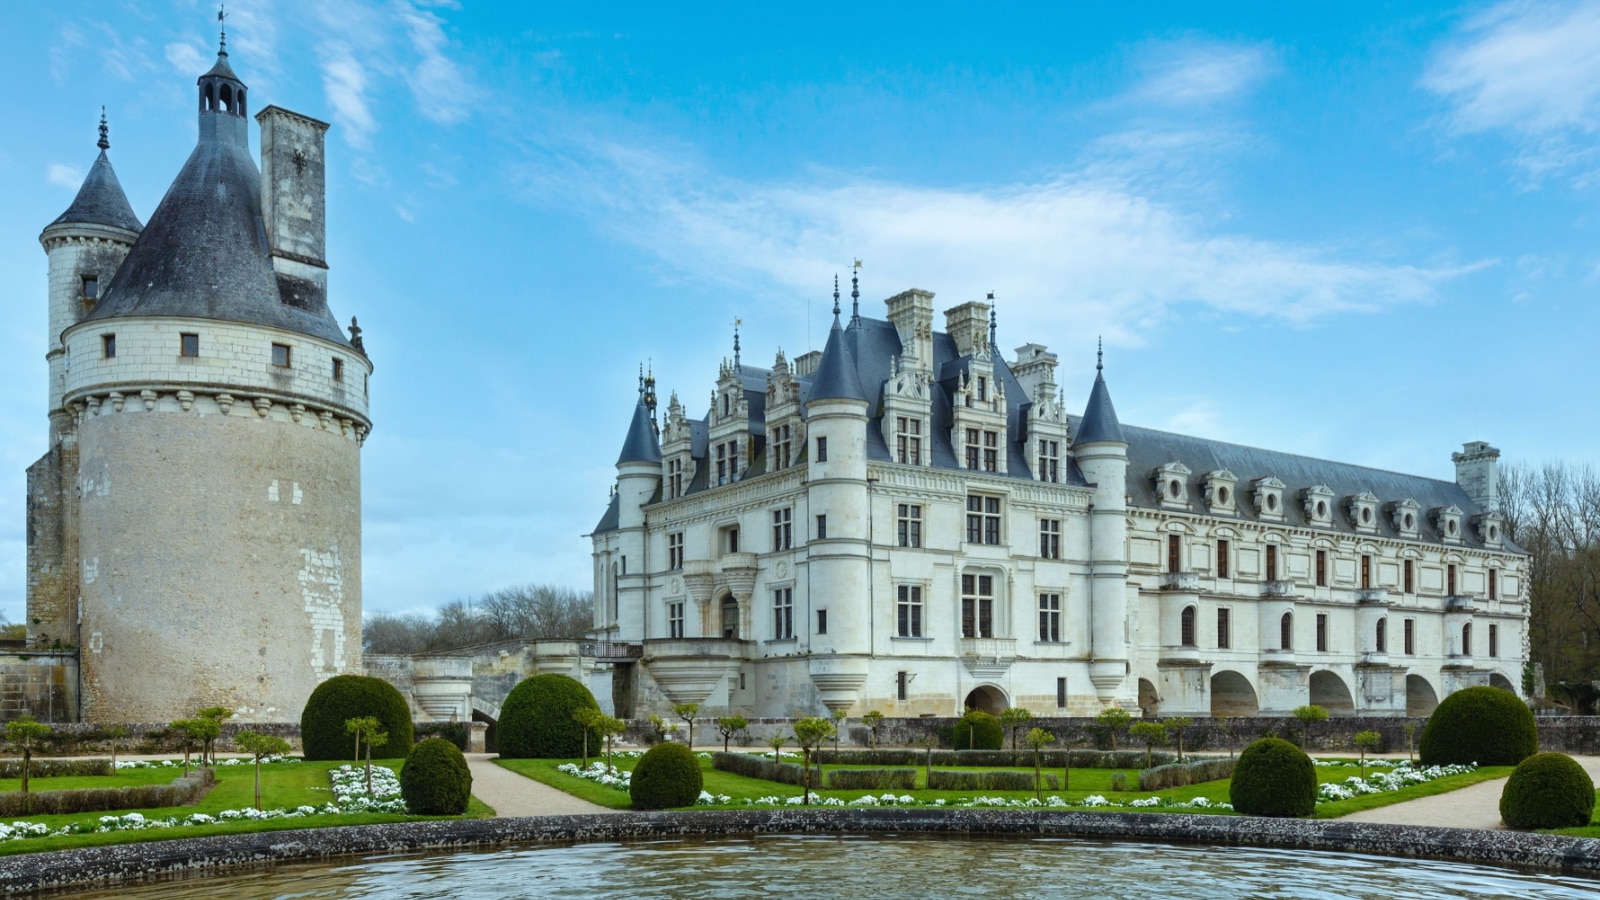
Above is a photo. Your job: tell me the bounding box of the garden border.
[0,809,1598,895]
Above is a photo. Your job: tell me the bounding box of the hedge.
[1419,685,1538,767]
[496,674,599,759]
[300,675,414,762]
[1500,752,1595,830]
[1230,737,1316,818]
[0,758,112,779]
[631,742,704,809]
[0,767,214,817]
[951,710,1003,750]
[1139,757,1237,792]
[399,738,473,815]
[414,721,468,750]
[711,752,821,787]
[927,769,1059,791]
[814,749,1176,769]
[824,768,918,791]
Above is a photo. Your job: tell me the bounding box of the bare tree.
[1502,462,1600,687]
[363,583,595,654]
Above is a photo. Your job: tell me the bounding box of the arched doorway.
[719,594,739,640]
[1309,670,1355,714]
[963,685,1007,716]
[1138,678,1160,716]
[1406,674,1439,716]
[1489,672,1516,694]
[1211,670,1258,716]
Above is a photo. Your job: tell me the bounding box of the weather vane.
[218,4,228,52]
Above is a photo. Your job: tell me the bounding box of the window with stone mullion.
[774,588,793,640]
[897,585,923,638]
[961,573,994,638]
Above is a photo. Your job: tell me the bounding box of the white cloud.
[1424,0,1600,180]
[47,163,82,189]
[318,41,377,148]
[396,3,473,124]
[164,41,205,76]
[1125,40,1276,106]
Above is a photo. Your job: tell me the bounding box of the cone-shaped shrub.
[1419,685,1537,767]
[497,674,600,759]
[1229,737,1316,818]
[630,741,703,809]
[400,737,473,815]
[300,675,414,762]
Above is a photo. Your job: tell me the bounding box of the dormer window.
[1391,499,1422,538]
[81,275,98,306]
[1037,439,1060,483]
[1302,484,1335,527]
[1347,491,1379,534]
[1475,513,1505,546]
[1252,476,1286,521]
[976,376,988,403]
[1153,462,1192,510]
[772,423,793,470]
[1435,505,1465,544]
[1204,469,1238,515]
[896,417,923,466]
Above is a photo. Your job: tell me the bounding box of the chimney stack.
[256,105,331,314]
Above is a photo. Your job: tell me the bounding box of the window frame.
[1217,607,1231,649]
[1180,605,1197,648]
[772,508,792,551]
[1315,550,1327,587]
[815,436,827,462]
[1217,539,1230,579]
[271,342,292,368]
[1039,518,1061,559]
[102,333,117,359]
[896,503,922,549]
[965,495,1002,546]
[1038,592,1061,643]
[960,573,995,639]
[332,357,344,382]
[180,332,200,358]
[815,514,827,541]
[668,601,685,639]
[896,584,924,638]
[774,588,794,640]
[1316,612,1329,652]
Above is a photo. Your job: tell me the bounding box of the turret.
[608,370,662,641]
[1073,341,1131,706]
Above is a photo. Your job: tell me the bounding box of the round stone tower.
[50,44,372,722]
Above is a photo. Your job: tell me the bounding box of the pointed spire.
[832,274,841,319]
[618,368,663,465]
[1097,336,1103,373]
[45,110,143,234]
[1076,339,1125,446]
[850,260,861,327]
[808,284,868,405]
[218,3,228,56]
[987,292,997,353]
[97,107,109,151]
[732,318,742,372]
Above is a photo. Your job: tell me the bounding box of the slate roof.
[806,316,868,403]
[1075,370,1125,445]
[47,150,143,234]
[616,395,663,465]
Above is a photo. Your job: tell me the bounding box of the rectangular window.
[668,601,684,639]
[897,585,923,638]
[772,508,792,551]
[966,495,1001,545]
[1404,618,1416,655]
[726,527,739,554]
[1266,544,1278,582]
[1463,624,1473,656]
[815,436,827,462]
[1489,569,1498,600]
[960,573,995,638]
[1039,593,1061,642]
[771,424,792,471]
[976,376,988,402]
[1316,613,1328,652]
[1489,623,1498,658]
[1039,519,1061,559]
[715,441,739,486]
[667,532,684,570]
[817,609,828,635]
[897,504,922,548]
[982,430,998,472]
[180,333,199,357]
[667,458,684,499]
[965,428,980,470]
[1167,535,1181,574]
[1361,554,1373,590]
[1217,539,1230,579]
[1404,559,1414,594]
[1038,440,1060,483]
[332,357,344,382]
[271,343,291,368]
[1316,550,1327,587]
[1448,564,1458,596]
[1217,608,1232,649]
[897,671,908,701]
[81,275,98,304]
[102,334,116,358]
[774,588,793,640]
[1181,606,1197,647]
[815,515,827,540]
[1377,617,1388,653]
[895,416,922,465]
[1056,677,1067,709]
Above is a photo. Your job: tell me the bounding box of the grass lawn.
[0,759,493,856]
[498,753,1502,819]
[1547,790,1600,838]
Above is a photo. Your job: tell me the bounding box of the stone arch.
[1138,678,1160,715]
[1309,669,1355,714]
[1407,674,1439,716]
[1489,672,1516,693]
[221,83,233,112]
[1211,670,1258,716]
[963,684,1007,716]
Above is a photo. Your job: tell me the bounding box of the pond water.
[68,835,1600,899]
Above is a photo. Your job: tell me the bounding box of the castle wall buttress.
[25,444,79,650]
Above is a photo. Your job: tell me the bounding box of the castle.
[590,277,1527,719]
[22,38,371,723]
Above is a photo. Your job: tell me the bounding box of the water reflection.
[68,835,1600,900]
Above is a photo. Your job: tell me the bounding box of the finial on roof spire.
[832,274,841,318]
[850,259,862,325]
[638,362,646,397]
[1096,336,1103,373]
[733,317,743,372]
[97,107,109,151]
[218,4,228,55]
[987,293,997,351]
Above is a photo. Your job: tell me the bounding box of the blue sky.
[2,1,1597,621]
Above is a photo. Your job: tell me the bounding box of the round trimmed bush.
[1230,736,1316,818]
[1500,752,1595,829]
[496,674,600,759]
[400,737,473,815]
[951,710,1003,751]
[1419,685,1538,767]
[300,674,414,762]
[629,741,703,809]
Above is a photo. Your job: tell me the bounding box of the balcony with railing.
[1263,580,1297,599]
[959,637,1018,679]
[1160,572,1200,592]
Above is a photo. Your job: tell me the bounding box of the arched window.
[1462,622,1473,656]
[609,562,619,622]
[221,84,233,112]
[1376,617,1388,654]
[1280,612,1293,651]
[204,84,215,110]
[1180,606,1197,648]
[236,88,246,116]
[721,596,740,640]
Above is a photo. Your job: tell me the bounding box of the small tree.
[861,710,884,749]
[102,724,128,771]
[1059,731,1079,793]
[673,703,700,749]
[596,714,626,774]
[346,716,387,794]
[4,716,52,800]
[1024,727,1056,801]
[917,735,938,787]
[196,707,234,765]
[831,708,848,754]
[234,730,292,811]
[791,717,836,805]
[1403,722,1417,762]
[715,715,749,752]
[1217,715,1236,758]
[573,707,605,768]
[1292,705,1329,749]
[1352,730,1382,781]
[345,716,376,764]
[1128,721,1168,770]
[648,714,674,745]
[1096,708,1131,750]
[999,707,1034,754]
[1166,716,1194,762]
[171,719,215,776]
[766,732,787,761]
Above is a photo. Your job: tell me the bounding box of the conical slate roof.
[616,394,662,466]
[48,150,142,234]
[1075,368,1125,445]
[806,315,868,404]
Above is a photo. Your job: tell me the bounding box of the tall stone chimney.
[256,106,331,315]
[1452,441,1501,513]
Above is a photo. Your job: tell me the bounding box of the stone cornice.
[65,383,370,444]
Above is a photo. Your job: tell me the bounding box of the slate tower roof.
[1074,343,1125,445]
[617,383,663,466]
[807,311,868,404]
[47,114,143,234]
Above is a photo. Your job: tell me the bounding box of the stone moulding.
[1,810,1598,896]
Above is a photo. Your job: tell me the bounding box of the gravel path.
[464,754,619,817]
[1337,755,1600,829]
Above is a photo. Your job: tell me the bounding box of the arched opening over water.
[1309,670,1355,714]
[1407,674,1439,716]
[1138,678,1160,715]
[1210,670,1258,716]
[1489,672,1516,693]
[963,685,1007,716]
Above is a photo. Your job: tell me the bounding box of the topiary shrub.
[1500,752,1595,829]
[300,675,414,762]
[1419,685,1538,767]
[400,737,473,815]
[630,741,703,809]
[496,674,600,759]
[951,710,1003,751]
[1230,737,1316,818]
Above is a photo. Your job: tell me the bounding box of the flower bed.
[328,765,407,813]
[736,792,1233,811]
[1315,763,1475,802]
[114,757,297,769]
